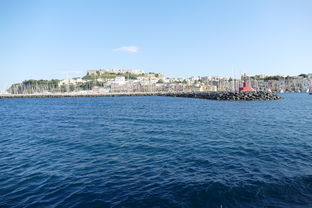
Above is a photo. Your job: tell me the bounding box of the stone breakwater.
[165,91,282,101]
[0,91,281,101]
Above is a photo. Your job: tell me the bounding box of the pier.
[0,91,281,101]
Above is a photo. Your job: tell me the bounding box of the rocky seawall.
[163,91,282,101]
[0,91,281,101]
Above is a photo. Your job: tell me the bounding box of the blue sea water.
[0,93,312,208]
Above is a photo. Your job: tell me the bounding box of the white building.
[59,78,85,86]
[113,76,126,85]
[87,69,145,75]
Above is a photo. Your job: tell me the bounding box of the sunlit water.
[1,94,312,208]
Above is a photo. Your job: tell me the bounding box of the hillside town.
[6,69,312,94]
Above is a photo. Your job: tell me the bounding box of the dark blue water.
[0,94,312,208]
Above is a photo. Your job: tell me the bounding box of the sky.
[0,0,312,92]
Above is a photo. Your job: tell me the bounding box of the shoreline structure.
[0,91,281,101]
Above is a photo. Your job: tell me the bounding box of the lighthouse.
[239,74,252,92]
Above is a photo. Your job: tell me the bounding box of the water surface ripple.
[1,94,312,208]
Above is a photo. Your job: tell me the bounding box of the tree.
[7,79,61,94]
[157,79,164,84]
[299,73,307,78]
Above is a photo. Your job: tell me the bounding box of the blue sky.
[0,0,312,91]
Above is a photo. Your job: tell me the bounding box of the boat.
[309,80,312,95]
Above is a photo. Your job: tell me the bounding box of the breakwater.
[0,91,281,101]
[0,92,160,99]
[164,91,282,101]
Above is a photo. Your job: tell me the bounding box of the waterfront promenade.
[0,91,281,101]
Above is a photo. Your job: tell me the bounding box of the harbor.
[1,93,311,208]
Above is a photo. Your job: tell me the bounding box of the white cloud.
[113,46,138,53]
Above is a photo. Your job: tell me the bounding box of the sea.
[0,93,312,208]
